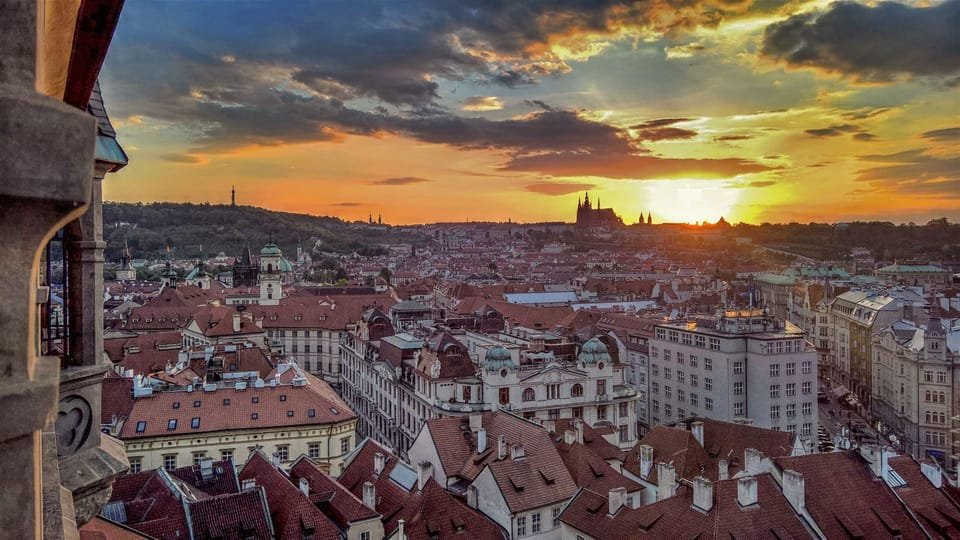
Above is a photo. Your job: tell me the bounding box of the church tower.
[258,241,283,305]
[116,240,137,281]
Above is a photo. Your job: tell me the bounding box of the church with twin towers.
[575,191,651,228]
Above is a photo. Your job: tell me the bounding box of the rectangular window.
[704,378,712,391]
[572,406,583,418]
[619,402,628,417]
[517,516,527,537]
[677,389,685,403]
[341,436,351,454]
[770,385,780,399]
[553,506,562,527]
[682,333,692,345]
[677,352,685,364]
[734,402,744,416]
[597,380,606,395]
[690,393,698,407]
[652,400,660,413]
[689,355,698,368]
[786,362,796,376]
[677,370,685,384]
[690,374,698,387]
[598,405,608,420]
[128,457,142,474]
[531,513,541,534]
[734,381,744,395]
[361,533,371,540]
[802,381,812,395]
[652,364,659,377]
[664,349,671,362]
[733,361,743,374]
[308,442,320,459]
[801,423,812,436]
[937,372,947,384]
[167,419,177,431]
[695,335,705,348]
[664,386,672,400]
[276,446,289,462]
[786,383,796,396]
[802,402,812,416]
[802,361,812,374]
[664,404,672,417]
[664,367,672,380]
[221,449,234,462]
[548,408,560,420]
[191,417,200,429]
[770,364,780,377]
[709,338,720,351]
[704,358,713,371]
[786,403,796,417]
[770,405,780,418]
[136,421,146,433]
[164,455,177,471]
[704,398,713,411]
[193,452,207,466]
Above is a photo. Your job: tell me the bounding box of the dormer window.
[167,419,177,431]
[135,421,146,433]
[172,402,180,409]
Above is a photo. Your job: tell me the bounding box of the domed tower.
[259,242,283,305]
[483,346,517,373]
[578,337,612,368]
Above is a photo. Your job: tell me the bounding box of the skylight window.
[167,419,177,430]
[191,417,200,429]
[136,421,146,433]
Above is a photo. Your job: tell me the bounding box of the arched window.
[267,263,274,273]
[571,383,584,397]
[522,388,535,401]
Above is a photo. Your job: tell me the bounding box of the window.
[517,516,527,537]
[340,437,351,453]
[664,349,671,362]
[770,405,780,419]
[531,513,541,534]
[572,407,583,418]
[937,371,947,384]
[191,417,200,429]
[499,387,510,405]
[664,386,672,400]
[770,385,780,398]
[280,394,287,402]
[923,370,933,383]
[598,405,608,420]
[733,361,743,374]
[695,335,706,348]
[786,383,796,396]
[135,421,146,433]
[682,333,692,345]
[553,506,562,527]
[193,452,207,466]
[689,355,698,368]
[172,401,180,409]
[677,370,685,384]
[690,374,698,387]
[801,423,812,436]
[164,455,177,471]
[597,380,606,396]
[309,442,320,459]
[709,338,720,351]
[664,367,672,380]
[193,400,201,408]
[802,381,812,395]
[251,413,258,420]
[223,398,230,406]
[652,364,659,377]
[619,402,628,418]
[652,400,660,413]
[651,346,659,357]
[547,384,560,400]
[770,364,780,377]
[252,396,259,404]
[286,410,294,417]
[786,362,796,376]
[652,382,659,394]
[571,383,584,397]
[704,398,713,411]
[690,393,698,407]
[361,532,371,540]
[308,408,316,417]
[522,388,536,401]
[704,378,712,391]
[734,382,744,395]
[221,449,233,462]
[802,402,812,416]
[786,403,796,417]
[677,352,685,364]
[786,424,796,433]
[704,357,713,371]
[734,402,744,416]
[677,389,685,403]
[167,419,177,431]
[548,409,560,420]
[664,404,672,417]
[129,457,142,474]
[801,361,812,374]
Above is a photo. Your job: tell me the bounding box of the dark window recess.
[136,421,146,433]
[307,409,316,417]
[191,417,200,429]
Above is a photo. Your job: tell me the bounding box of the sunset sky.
[100,0,960,225]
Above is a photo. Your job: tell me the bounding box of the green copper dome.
[578,337,611,365]
[278,257,293,272]
[484,346,516,371]
[260,242,282,256]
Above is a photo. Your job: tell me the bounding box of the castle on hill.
[576,192,653,228]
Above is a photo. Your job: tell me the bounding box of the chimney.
[656,462,676,501]
[373,452,386,475]
[362,481,376,510]
[563,430,576,445]
[497,434,507,460]
[692,476,714,513]
[232,312,241,333]
[468,414,482,432]
[543,419,556,434]
[737,475,758,507]
[691,421,704,447]
[397,519,405,540]
[299,477,310,497]
[920,460,943,488]
[467,485,479,509]
[574,418,584,444]
[477,428,487,453]
[608,486,626,516]
[417,461,433,490]
[639,445,654,478]
[782,469,805,514]
[510,443,526,460]
[744,448,762,475]
[718,459,729,481]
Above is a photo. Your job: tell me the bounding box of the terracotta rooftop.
[887,456,960,538]
[288,456,380,530]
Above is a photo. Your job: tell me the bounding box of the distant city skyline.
[99,1,960,225]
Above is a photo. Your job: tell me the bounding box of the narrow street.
[817,377,883,452]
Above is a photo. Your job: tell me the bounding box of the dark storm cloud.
[526,181,597,196]
[761,0,960,82]
[369,177,432,186]
[922,127,960,141]
[856,149,960,197]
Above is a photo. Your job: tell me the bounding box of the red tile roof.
[339,439,506,539]
[118,371,354,439]
[101,374,135,424]
[774,451,927,539]
[561,473,810,539]
[239,451,341,540]
[887,456,960,538]
[189,489,274,539]
[288,456,379,530]
[79,516,151,540]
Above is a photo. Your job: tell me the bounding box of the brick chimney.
[692,476,714,512]
[362,481,376,510]
[417,461,433,490]
[782,469,805,514]
[737,475,758,507]
[373,452,385,475]
[608,486,626,515]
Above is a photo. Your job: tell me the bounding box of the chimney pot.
[737,475,758,507]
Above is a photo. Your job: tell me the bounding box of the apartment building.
[648,309,819,443]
